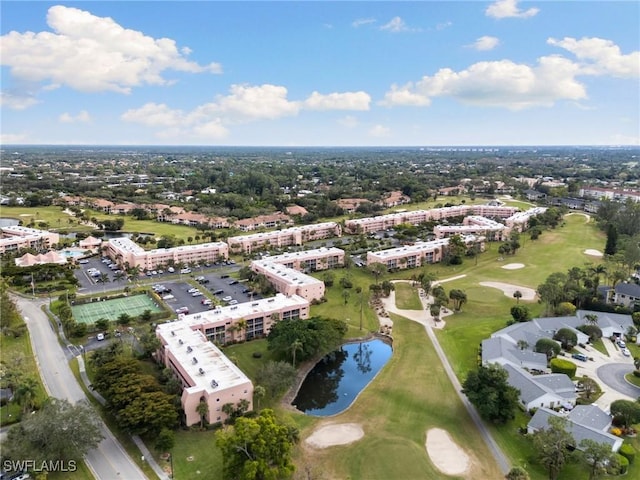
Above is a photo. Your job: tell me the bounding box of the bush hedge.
[614,453,629,474]
[619,443,636,464]
[550,357,577,378]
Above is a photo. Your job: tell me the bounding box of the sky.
[1,1,639,147]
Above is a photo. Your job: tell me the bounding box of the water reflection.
[293,339,392,416]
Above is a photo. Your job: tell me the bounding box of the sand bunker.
[480,282,536,301]
[426,428,469,476]
[584,249,603,257]
[502,263,525,270]
[305,423,364,449]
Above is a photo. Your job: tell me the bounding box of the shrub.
[577,324,603,342]
[550,357,577,378]
[610,427,623,437]
[614,453,629,474]
[619,443,636,464]
[633,369,640,378]
[252,351,263,358]
[553,328,578,350]
[535,338,561,358]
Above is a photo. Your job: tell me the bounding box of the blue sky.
[1,1,639,146]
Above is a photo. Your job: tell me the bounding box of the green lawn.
[394,281,423,310]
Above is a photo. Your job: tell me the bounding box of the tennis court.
[72,294,163,324]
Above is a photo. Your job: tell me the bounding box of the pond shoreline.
[280,332,392,416]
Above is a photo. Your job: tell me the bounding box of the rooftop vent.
[211,380,218,388]
[178,339,183,345]
[198,367,205,375]
[187,346,193,353]
[192,357,198,364]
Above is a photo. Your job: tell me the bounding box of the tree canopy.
[462,363,520,424]
[267,316,347,364]
[215,408,298,480]
[3,398,103,463]
[532,416,575,480]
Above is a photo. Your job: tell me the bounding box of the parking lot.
[150,269,260,316]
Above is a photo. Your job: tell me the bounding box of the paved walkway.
[379,278,510,475]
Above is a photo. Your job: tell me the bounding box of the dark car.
[213,289,224,295]
[229,280,238,285]
[220,274,229,279]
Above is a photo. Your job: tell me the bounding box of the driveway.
[596,363,640,399]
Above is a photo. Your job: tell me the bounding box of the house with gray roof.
[482,336,548,372]
[527,407,623,452]
[611,283,640,310]
[575,309,635,339]
[502,363,576,411]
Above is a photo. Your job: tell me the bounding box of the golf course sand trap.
[584,249,603,257]
[305,423,364,448]
[426,428,469,476]
[479,282,536,300]
[502,263,525,270]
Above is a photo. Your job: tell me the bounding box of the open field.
[393,281,423,310]
[71,294,163,324]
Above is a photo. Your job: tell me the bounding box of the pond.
[0,218,20,228]
[292,338,392,416]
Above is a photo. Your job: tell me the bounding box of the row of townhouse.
[336,191,411,213]
[226,222,342,254]
[105,237,229,271]
[482,309,634,452]
[0,225,60,254]
[344,204,519,234]
[580,186,640,203]
[249,247,346,301]
[433,216,508,241]
[366,235,484,270]
[155,293,310,426]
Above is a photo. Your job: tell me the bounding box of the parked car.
[622,348,631,356]
[191,291,203,297]
[222,296,232,302]
[201,298,212,306]
[96,333,105,341]
[229,299,238,305]
[180,268,191,274]
[213,289,224,295]
[228,280,238,285]
[167,267,175,273]
[176,307,189,314]
[571,353,588,362]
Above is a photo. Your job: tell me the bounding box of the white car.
[191,291,203,297]
[167,267,175,273]
[622,348,631,357]
[96,333,105,341]
[229,299,238,305]
[222,296,232,302]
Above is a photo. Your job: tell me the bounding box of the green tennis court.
[72,294,163,324]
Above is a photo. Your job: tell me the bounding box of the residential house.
[502,363,576,411]
[528,406,623,452]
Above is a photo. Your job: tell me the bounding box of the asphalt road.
[597,363,640,398]
[12,295,147,480]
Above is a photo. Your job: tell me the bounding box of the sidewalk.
[76,355,170,480]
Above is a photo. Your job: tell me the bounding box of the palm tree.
[253,385,266,410]
[97,273,110,292]
[14,376,38,414]
[290,339,303,368]
[429,303,441,322]
[585,313,599,326]
[236,318,247,342]
[513,290,523,304]
[196,399,209,429]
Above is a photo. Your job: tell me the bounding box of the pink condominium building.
[434,216,508,241]
[156,293,310,426]
[0,226,60,254]
[344,204,518,234]
[105,237,228,270]
[227,222,342,254]
[366,235,484,270]
[156,322,253,427]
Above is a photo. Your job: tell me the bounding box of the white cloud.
[485,0,539,19]
[59,110,91,123]
[352,17,376,28]
[383,56,586,110]
[0,90,39,110]
[121,102,186,127]
[380,84,431,107]
[369,124,391,137]
[548,37,640,78]
[338,115,359,128]
[469,36,500,51]
[122,84,370,138]
[205,84,301,120]
[0,5,222,95]
[380,17,419,33]
[0,133,28,144]
[304,91,371,111]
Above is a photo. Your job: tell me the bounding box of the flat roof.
[180,293,309,327]
[262,246,344,263]
[157,322,251,394]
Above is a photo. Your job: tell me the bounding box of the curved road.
[12,295,147,480]
[597,363,640,398]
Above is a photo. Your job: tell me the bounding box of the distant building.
[0,226,60,254]
[227,222,341,254]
